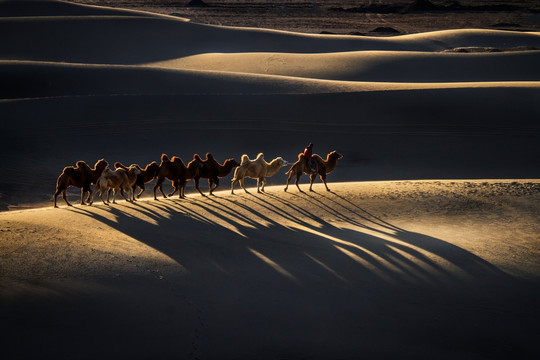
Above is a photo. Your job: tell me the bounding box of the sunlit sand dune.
[2,181,539,359]
[1,1,539,359]
[148,50,540,82]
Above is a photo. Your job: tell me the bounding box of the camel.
[53,159,108,208]
[115,161,159,199]
[194,153,240,196]
[153,153,203,200]
[89,165,140,205]
[231,153,288,194]
[284,151,343,192]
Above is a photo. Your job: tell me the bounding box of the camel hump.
[240,154,250,165]
[75,160,86,168]
[206,152,214,160]
[193,154,203,161]
[161,153,170,162]
[256,152,264,159]
[171,156,182,163]
[297,153,304,160]
[63,166,77,177]
[114,162,127,169]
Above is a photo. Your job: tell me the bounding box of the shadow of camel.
[60,189,537,359]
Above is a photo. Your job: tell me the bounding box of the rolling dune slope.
[1,181,539,359]
[147,50,540,82]
[0,1,539,210]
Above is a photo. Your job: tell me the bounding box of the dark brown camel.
[153,154,203,200]
[115,161,159,200]
[53,159,108,207]
[284,151,343,192]
[194,153,240,196]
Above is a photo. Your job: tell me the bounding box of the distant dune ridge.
[1,1,540,359]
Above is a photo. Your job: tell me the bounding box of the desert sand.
[1,1,539,359]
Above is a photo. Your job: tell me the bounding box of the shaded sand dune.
[0,1,539,209]
[2,181,539,359]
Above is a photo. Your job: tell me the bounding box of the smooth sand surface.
[1,1,539,359]
[2,180,539,359]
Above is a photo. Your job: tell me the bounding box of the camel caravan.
[53,147,343,207]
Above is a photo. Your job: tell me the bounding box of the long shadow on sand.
[65,189,538,359]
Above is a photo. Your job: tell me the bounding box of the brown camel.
[194,153,240,196]
[89,165,139,205]
[231,153,288,194]
[53,159,108,207]
[284,151,343,192]
[153,154,203,200]
[115,161,159,199]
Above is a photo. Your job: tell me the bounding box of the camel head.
[270,157,288,168]
[225,158,240,168]
[146,161,159,174]
[94,159,108,171]
[329,151,343,160]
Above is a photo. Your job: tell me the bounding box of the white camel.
[231,153,288,194]
[90,165,139,205]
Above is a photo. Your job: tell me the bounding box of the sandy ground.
[1,180,539,359]
[1,1,539,359]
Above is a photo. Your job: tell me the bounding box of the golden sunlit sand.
[1,1,539,359]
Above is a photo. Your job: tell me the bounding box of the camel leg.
[120,188,129,202]
[85,189,93,204]
[179,179,187,199]
[53,187,63,208]
[168,182,178,197]
[137,184,145,199]
[61,189,73,206]
[106,188,112,203]
[295,174,303,192]
[321,174,330,191]
[240,178,249,194]
[256,178,262,193]
[309,173,317,192]
[88,189,95,206]
[284,171,296,192]
[194,177,205,196]
[87,187,95,206]
[153,178,165,199]
[80,188,86,205]
[260,178,267,192]
[100,188,107,205]
[231,179,238,194]
[210,178,219,196]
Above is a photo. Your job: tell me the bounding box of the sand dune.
[147,50,540,82]
[2,13,540,64]
[1,1,539,359]
[2,180,539,359]
[0,0,538,207]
